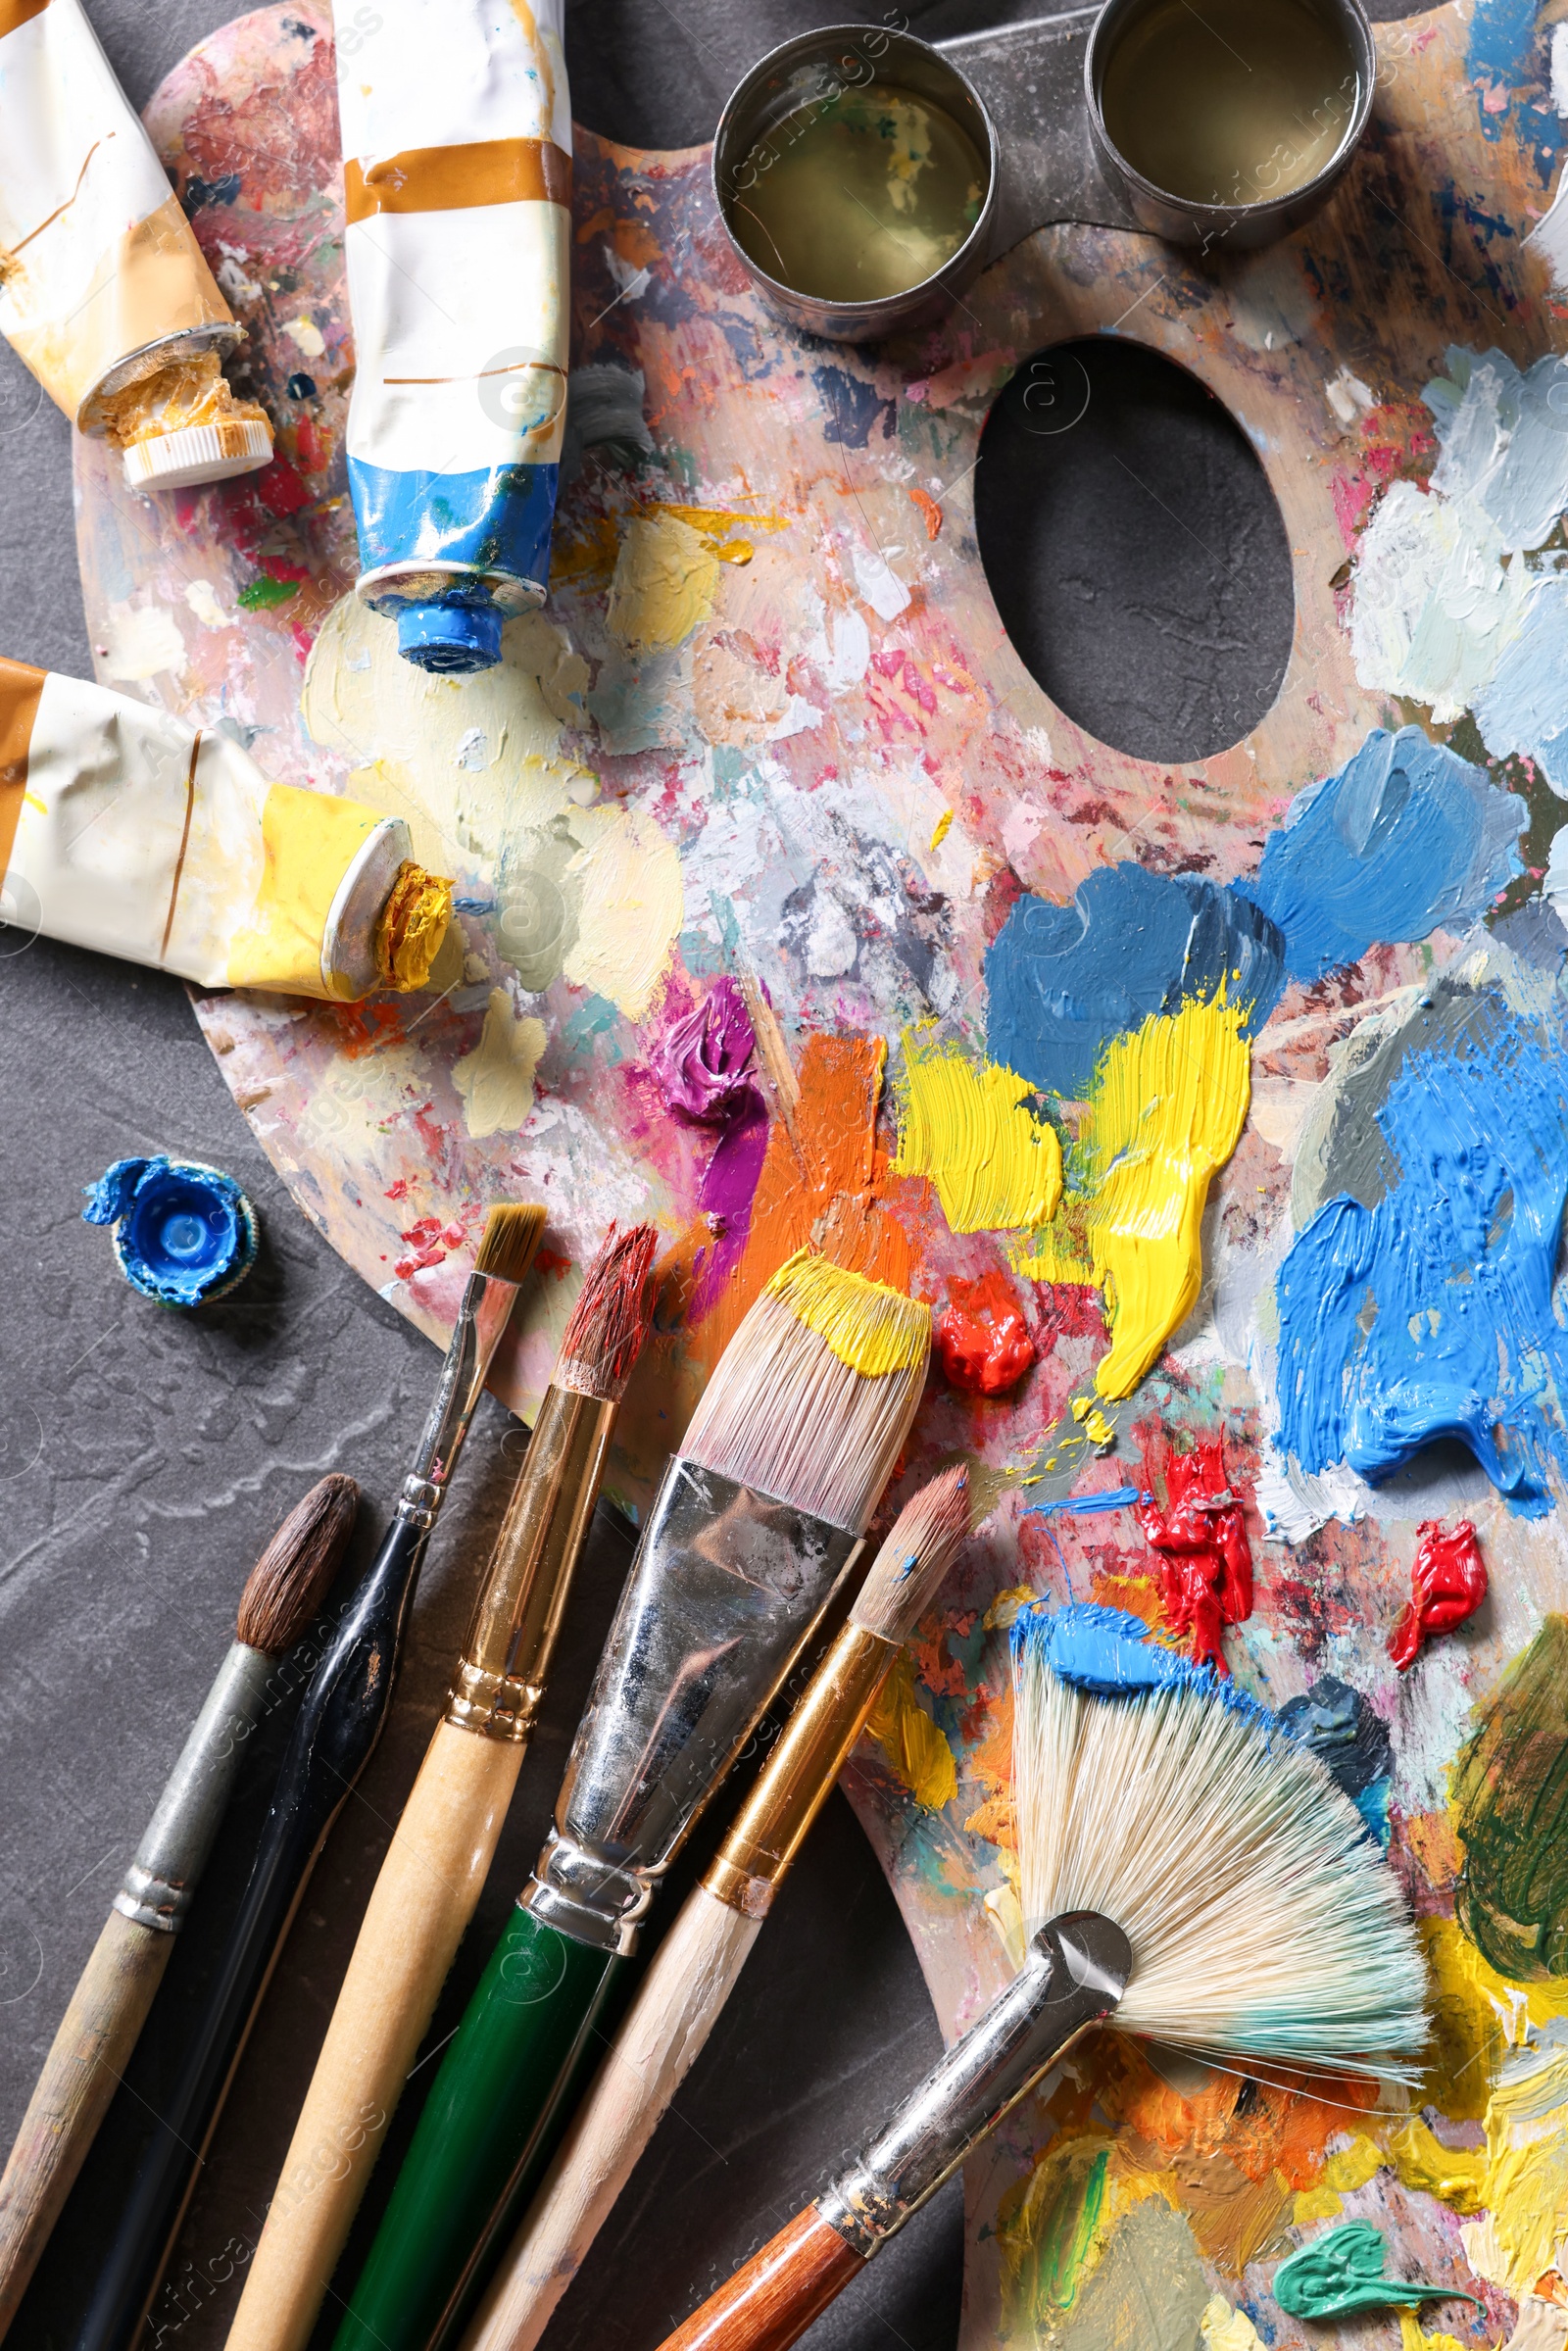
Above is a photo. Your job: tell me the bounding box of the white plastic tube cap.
[123,416,274,492]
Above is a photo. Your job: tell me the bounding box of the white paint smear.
[853,544,911,621]
[563,806,683,1019]
[100,601,185,682]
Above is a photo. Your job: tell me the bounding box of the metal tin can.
[712,24,999,345]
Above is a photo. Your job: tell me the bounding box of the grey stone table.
[0,2,1318,2345]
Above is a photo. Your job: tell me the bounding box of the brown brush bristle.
[556,1223,660,1401]
[473,1200,548,1287]
[850,1465,972,1643]
[235,1474,359,1654]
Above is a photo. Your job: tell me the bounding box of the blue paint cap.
[82,1156,259,1308]
[397,602,503,673]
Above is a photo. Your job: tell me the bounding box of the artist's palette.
[74,4,1568,2343]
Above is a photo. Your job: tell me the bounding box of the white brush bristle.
[1012,1619,1429,2082]
[682,1276,929,1534]
[851,1465,971,1642]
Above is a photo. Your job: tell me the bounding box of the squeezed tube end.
[397,603,504,672]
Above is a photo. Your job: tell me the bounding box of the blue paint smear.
[1275,1000,1568,1515]
[1277,1677,1394,1847]
[812,364,895,449]
[82,1155,258,1308]
[1013,1601,1268,1728]
[1233,728,1524,983]
[1475,577,1568,790]
[985,863,1285,1098]
[1465,0,1542,140]
[1023,1486,1144,1517]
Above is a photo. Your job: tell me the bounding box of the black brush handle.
[73,1511,430,2351]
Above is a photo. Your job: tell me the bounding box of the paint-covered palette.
[74,3,1568,2343]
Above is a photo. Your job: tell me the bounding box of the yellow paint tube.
[0,655,452,998]
[0,0,272,488]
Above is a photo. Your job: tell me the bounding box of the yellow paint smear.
[452,990,548,1138]
[561,807,683,1020]
[930,808,953,851]
[1292,2132,1387,2226]
[1024,996,1250,1399]
[1202,2295,1265,2350]
[606,511,721,651]
[892,1036,1061,1235]
[1389,2117,1488,2215]
[764,1248,929,1378]
[1397,2318,1473,2351]
[864,1650,957,1809]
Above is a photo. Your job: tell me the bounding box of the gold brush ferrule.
[702,1621,894,1917]
[444,1380,617,1741]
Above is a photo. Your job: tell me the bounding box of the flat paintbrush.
[72,1201,545,2351]
[331,1247,932,2351]
[464,1466,974,2351]
[646,1599,1431,2351]
[226,1224,659,2351]
[0,1475,356,2337]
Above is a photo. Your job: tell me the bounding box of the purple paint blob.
[690,1090,770,1320]
[654,977,757,1122]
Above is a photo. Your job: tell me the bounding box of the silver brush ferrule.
[520,1458,860,1955]
[818,1911,1131,2257]
[397,1270,521,1530]
[114,1642,276,1932]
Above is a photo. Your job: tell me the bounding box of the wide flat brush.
[225,1224,659,2351]
[463,1466,974,2351]
[647,1599,1430,2351]
[331,1248,932,2351]
[0,1476,356,2338]
[73,1201,545,2351]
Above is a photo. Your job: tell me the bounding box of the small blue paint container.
[82,1156,260,1308]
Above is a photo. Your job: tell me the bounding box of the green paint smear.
[1452,1613,1568,1979]
[238,575,300,610]
[1274,2221,1484,2319]
[998,2141,1109,2334]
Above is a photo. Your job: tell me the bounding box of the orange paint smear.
[698,1032,913,1359]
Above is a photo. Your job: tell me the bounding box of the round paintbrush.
[71,1201,545,2351]
[0,1475,357,2338]
[644,1600,1431,2351]
[225,1224,659,2351]
[329,1249,932,2351]
[462,1466,974,2351]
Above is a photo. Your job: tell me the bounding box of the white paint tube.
[0,0,274,489]
[336,0,572,675]
[0,655,454,998]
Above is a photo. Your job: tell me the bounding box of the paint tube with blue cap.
[336,0,572,675]
[0,655,454,998]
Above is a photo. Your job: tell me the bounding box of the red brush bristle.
[557,1223,660,1399]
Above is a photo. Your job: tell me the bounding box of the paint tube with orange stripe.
[336,0,572,676]
[0,0,275,490]
[0,656,455,997]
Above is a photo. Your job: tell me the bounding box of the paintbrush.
[0,1476,356,2336]
[643,1599,1431,2351]
[329,1247,932,2351]
[462,1465,975,2351]
[72,1201,545,2351]
[225,1224,659,2351]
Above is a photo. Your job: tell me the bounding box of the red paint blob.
[1133,1440,1252,1675]
[1388,1519,1487,1671]
[937,1269,1037,1396]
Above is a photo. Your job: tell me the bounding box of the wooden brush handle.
[654,2208,863,2351]
[226,1721,525,2351]
[0,1908,173,2333]
[466,1887,762,2351]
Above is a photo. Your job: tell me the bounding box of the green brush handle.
[332,1905,626,2351]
